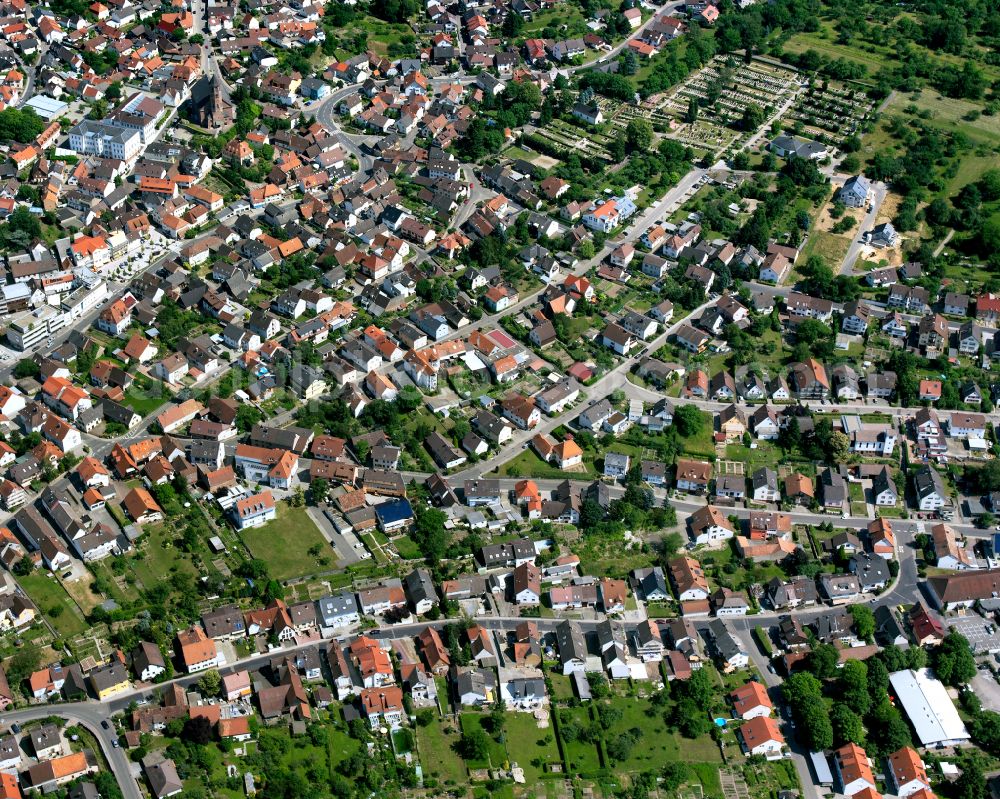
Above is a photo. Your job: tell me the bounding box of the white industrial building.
[24,95,68,121]
[888,669,970,748]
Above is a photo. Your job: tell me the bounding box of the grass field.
[557,706,602,774]
[349,16,411,57]
[889,90,1000,146]
[603,695,723,772]
[801,230,851,270]
[577,533,656,579]
[522,5,587,36]
[681,419,718,458]
[130,522,199,591]
[503,713,561,781]
[240,504,330,581]
[495,448,592,480]
[19,572,88,638]
[123,387,168,417]
[459,714,507,768]
[781,28,886,72]
[548,673,576,702]
[393,535,422,560]
[416,717,469,785]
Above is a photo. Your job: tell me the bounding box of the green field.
[495,448,592,480]
[503,713,562,782]
[781,28,886,72]
[801,230,851,270]
[123,387,168,417]
[681,420,717,458]
[19,573,88,637]
[415,717,469,785]
[557,706,602,774]
[240,504,330,581]
[459,714,507,768]
[129,522,200,591]
[522,5,587,36]
[603,695,722,772]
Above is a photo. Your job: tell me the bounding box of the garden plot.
[784,82,875,147]
[716,460,746,476]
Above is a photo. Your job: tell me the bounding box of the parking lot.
[948,615,1000,654]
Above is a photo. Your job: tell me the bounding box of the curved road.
[3,705,140,799]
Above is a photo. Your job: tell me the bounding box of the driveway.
[839,182,887,275]
[306,506,363,566]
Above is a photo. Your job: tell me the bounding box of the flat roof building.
[888,669,970,748]
[24,95,68,120]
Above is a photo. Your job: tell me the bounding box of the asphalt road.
[2,705,141,799]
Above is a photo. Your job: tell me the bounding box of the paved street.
[2,705,140,799]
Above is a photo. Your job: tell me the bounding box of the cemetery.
[654,57,800,156]
[783,81,876,148]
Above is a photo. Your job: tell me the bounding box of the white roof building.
[888,669,970,747]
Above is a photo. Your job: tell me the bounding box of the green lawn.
[495,448,592,480]
[557,706,602,775]
[123,387,168,417]
[415,717,468,786]
[548,673,576,702]
[521,5,587,35]
[891,89,1000,147]
[800,230,851,270]
[459,714,506,768]
[603,695,723,772]
[691,761,725,799]
[240,503,331,581]
[681,420,717,458]
[782,28,888,72]
[577,533,657,579]
[503,713,561,782]
[129,522,199,592]
[18,572,88,637]
[393,535,422,560]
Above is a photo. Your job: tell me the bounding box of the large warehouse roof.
[24,95,68,120]
[889,669,970,747]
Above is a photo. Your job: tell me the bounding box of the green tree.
[838,660,871,716]
[685,96,699,123]
[7,645,41,695]
[866,699,912,756]
[849,605,875,641]
[954,761,985,799]
[197,669,221,697]
[460,728,491,761]
[673,405,705,437]
[411,505,449,565]
[625,118,653,152]
[619,48,638,76]
[0,108,44,143]
[310,477,329,502]
[807,643,840,679]
[932,630,976,686]
[972,711,1000,756]
[830,704,865,747]
[739,104,765,132]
